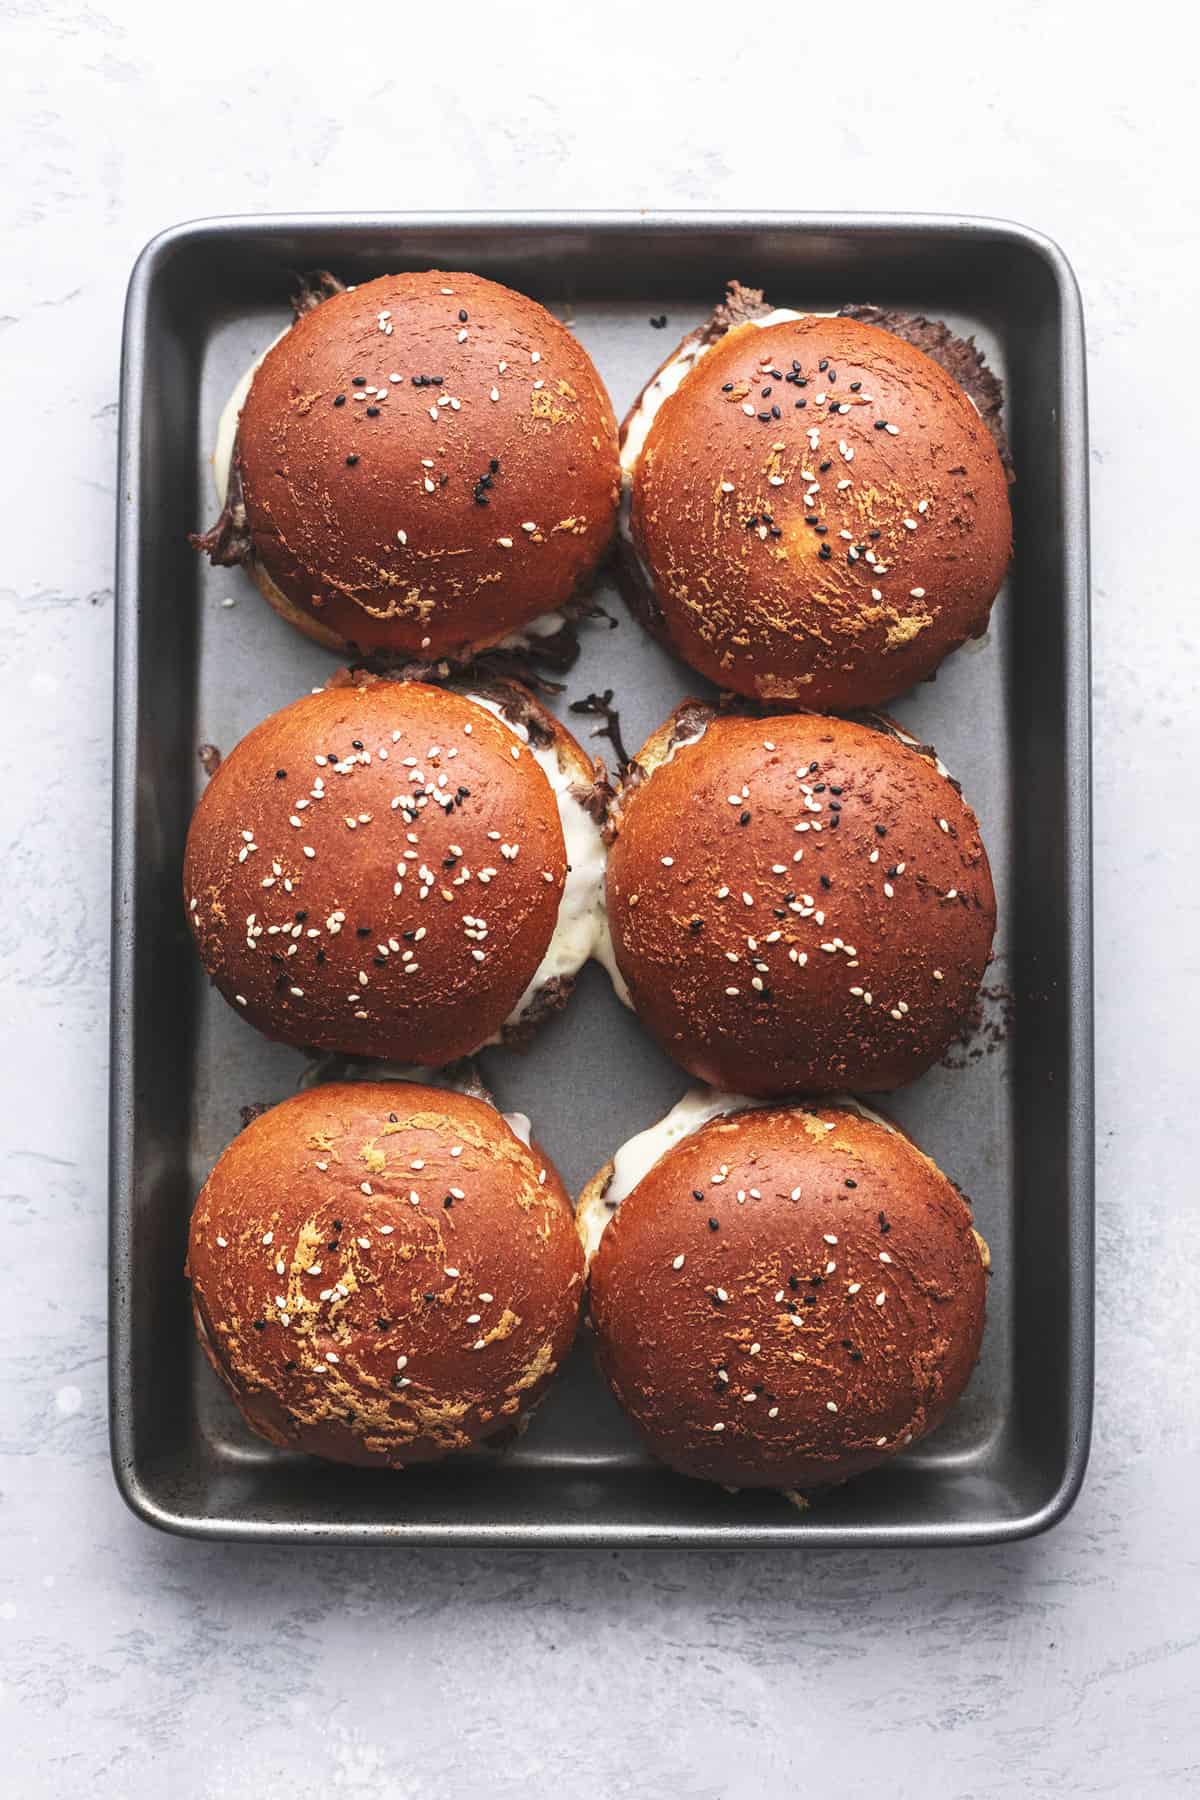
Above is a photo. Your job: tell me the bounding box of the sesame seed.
[672,1254,685,1270]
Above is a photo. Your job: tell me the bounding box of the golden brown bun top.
[606,707,995,1095]
[187,1082,584,1467]
[184,678,572,1065]
[587,1101,986,1489]
[236,271,620,655]
[628,314,1011,709]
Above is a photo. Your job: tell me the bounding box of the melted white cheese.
[578,1085,766,1262]
[213,330,288,504]
[619,307,805,476]
[503,1111,532,1147]
[465,694,613,1029]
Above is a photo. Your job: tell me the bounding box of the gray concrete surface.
[2,2,1197,1793]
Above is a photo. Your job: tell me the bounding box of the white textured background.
[3,2,1198,1794]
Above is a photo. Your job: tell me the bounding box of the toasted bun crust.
[587,1102,987,1489]
[233,271,619,656]
[606,708,995,1094]
[184,678,577,1064]
[186,1083,584,1467]
[628,314,1011,708]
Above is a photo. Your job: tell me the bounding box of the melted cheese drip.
[465,694,616,1029]
[577,1086,766,1262]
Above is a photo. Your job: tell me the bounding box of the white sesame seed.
[826,1401,838,1413]
[672,1254,685,1270]
[876,1291,887,1306]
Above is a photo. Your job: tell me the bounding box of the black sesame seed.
[761,386,772,398]
[345,454,358,466]
[818,544,832,560]
[849,381,862,392]
[739,810,751,826]
[252,1319,266,1331]
[758,411,772,423]
[845,1178,857,1189]
[458,309,468,322]
[357,926,371,937]
[692,1189,705,1201]
[850,1350,863,1361]
[869,530,881,540]
[709,1218,720,1231]
[876,824,888,838]
[721,382,734,392]
[424,1292,435,1303]
[788,1275,800,1291]
[275,768,287,779]
[366,405,379,417]
[879,1212,891,1234]
[689,917,704,933]
[805,514,820,525]
[874,419,888,431]
[333,394,346,407]
[820,874,832,889]
[388,1112,398,1123]
[819,459,832,472]
[771,405,781,419]
[828,369,837,383]
[795,399,807,408]
[284,1360,297,1372]
[797,375,808,386]
[443,1195,454,1209]
[315,950,326,964]
[803,1295,817,1306]
[351,376,366,387]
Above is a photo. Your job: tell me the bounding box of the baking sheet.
[111,214,1092,1543]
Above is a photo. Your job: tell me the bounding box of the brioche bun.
[184,676,606,1064]
[605,705,995,1095]
[584,1095,987,1491]
[623,310,1011,709]
[198,270,620,659]
[187,1082,583,1467]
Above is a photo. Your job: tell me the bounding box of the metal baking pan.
[111,212,1092,1545]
